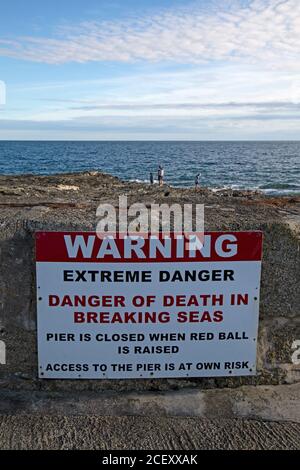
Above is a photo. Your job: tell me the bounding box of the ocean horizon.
[0,140,299,196]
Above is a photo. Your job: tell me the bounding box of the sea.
[0,141,299,195]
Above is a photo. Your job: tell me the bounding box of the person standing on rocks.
[158,165,164,186]
[195,173,201,191]
[150,172,154,185]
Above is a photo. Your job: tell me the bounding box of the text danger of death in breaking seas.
[36,231,263,379]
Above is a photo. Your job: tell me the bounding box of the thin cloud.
[68,101,300,111]
[0,0,299,68]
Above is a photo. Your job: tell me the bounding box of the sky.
[0,0,300,140]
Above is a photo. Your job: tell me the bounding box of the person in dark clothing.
[158,165,164,186]
[195,173,201,191]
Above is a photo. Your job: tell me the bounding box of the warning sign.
[36,232,263,379]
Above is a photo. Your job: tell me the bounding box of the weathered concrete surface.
[0,415,299,450]
[0,383,299,423]
[0,172,299,395]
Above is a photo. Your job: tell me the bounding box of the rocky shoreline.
[0,171,299,227]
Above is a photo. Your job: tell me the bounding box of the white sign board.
[36,232,262,379]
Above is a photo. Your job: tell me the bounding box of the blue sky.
[0,0,300,140]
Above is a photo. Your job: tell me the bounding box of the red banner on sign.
[36,231,263,263]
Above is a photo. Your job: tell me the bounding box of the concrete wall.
[0,217,300,393]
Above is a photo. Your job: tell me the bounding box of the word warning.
[36,231,263,379]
